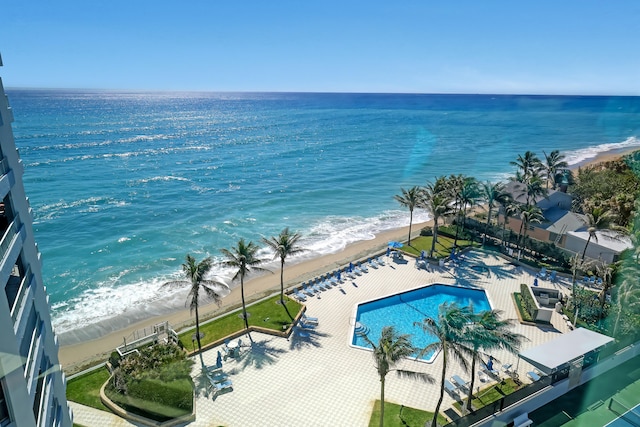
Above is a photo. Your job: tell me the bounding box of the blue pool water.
[351,284,491,362]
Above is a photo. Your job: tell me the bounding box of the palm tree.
[580,206,620,260]
[394,186,423,246]
[595,260,615,319]
[423,182,453,258]
[361,326,432,427]
[220,238,267,332]
[480,181,510,246]
[163,254,229,353]
[613,264,640,336]
[501,202,520,248]
[415,302,473,427]
[518,205,544,251]
[542,150,569,189]
[510,151,542,182]
[461,310,526,412]
[262,227,305,306]
[458,177,480,239]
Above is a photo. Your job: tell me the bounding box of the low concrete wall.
[100,377,196,427]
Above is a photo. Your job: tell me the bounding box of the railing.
[24,322,43,394]
[36,375,53,427]
[0,213,20,260]
[10,266,33,323]
[0,157,9,176]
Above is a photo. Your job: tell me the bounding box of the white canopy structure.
[518,328,614,375]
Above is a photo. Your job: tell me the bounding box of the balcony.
[9,267,34,324]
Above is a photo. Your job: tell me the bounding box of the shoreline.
[57,145,640,372]
[58,220,433,371]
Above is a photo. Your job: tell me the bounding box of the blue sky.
[1,1,639,94]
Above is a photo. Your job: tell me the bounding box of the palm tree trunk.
[431,217,439,258]
[240,275,249,331]
[581,235,592,260]
[380,376,385,427]
[483,207,493,246]
[432,346,447,427]
[466,357,477,412]
[408,209,414,246]
[280,259,285,305]
[195,304,202,352]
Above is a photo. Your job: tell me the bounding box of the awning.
[518,328,614,375]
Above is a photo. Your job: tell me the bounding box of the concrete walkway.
[71,249,573,427]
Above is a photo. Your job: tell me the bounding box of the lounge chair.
[207,370,229,384]
[302,314,319,324]
[526,371,540,382]
[537,267,547,279]
[293,288,307,302]
[549,270,557,282]
[294,327,310,339]
[302,284,315,296]
[596,277,603,286]
[589,276,596,284]
[444,379,458,395]
[353,265,363,275]
[368,258,378,269]
[451,375,468,390]
[359,262,369,273]
[209,377,233,394]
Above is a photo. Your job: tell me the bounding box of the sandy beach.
[58,146,640,372]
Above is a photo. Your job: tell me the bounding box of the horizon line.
[4,86,640,98]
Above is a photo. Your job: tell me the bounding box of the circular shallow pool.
[351,284,491,362]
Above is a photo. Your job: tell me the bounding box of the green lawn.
[178,295,304,350]
[66,366,111,411]
[453,378,522,412]
[369,400,449,427]
[401,235,478,259]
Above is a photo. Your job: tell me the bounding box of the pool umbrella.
[349,262,354,272]
[420,250,426,259]
[388,241,403,249]
[533,277,539,287]
[337,271,342,281]
[386,247,391,257]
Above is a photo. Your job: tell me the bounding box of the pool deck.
[71,249,578,427]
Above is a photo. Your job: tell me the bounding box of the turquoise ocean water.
[6,90,640,343]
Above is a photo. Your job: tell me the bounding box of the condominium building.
[0,55,73,426]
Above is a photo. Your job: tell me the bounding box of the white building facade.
[0,56,73,426]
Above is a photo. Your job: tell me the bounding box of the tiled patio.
[71,249,575,427]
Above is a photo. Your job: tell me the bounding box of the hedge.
[519,283,538,320]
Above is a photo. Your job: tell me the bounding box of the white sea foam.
[564,137,640,167]
[53,207,432,343]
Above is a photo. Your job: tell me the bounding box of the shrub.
[107,343,195,422]
[420,226,432,236]
[519,283,538,320]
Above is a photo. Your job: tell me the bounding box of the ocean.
[6,90,640,343]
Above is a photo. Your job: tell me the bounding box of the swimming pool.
[351,284,492,362]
